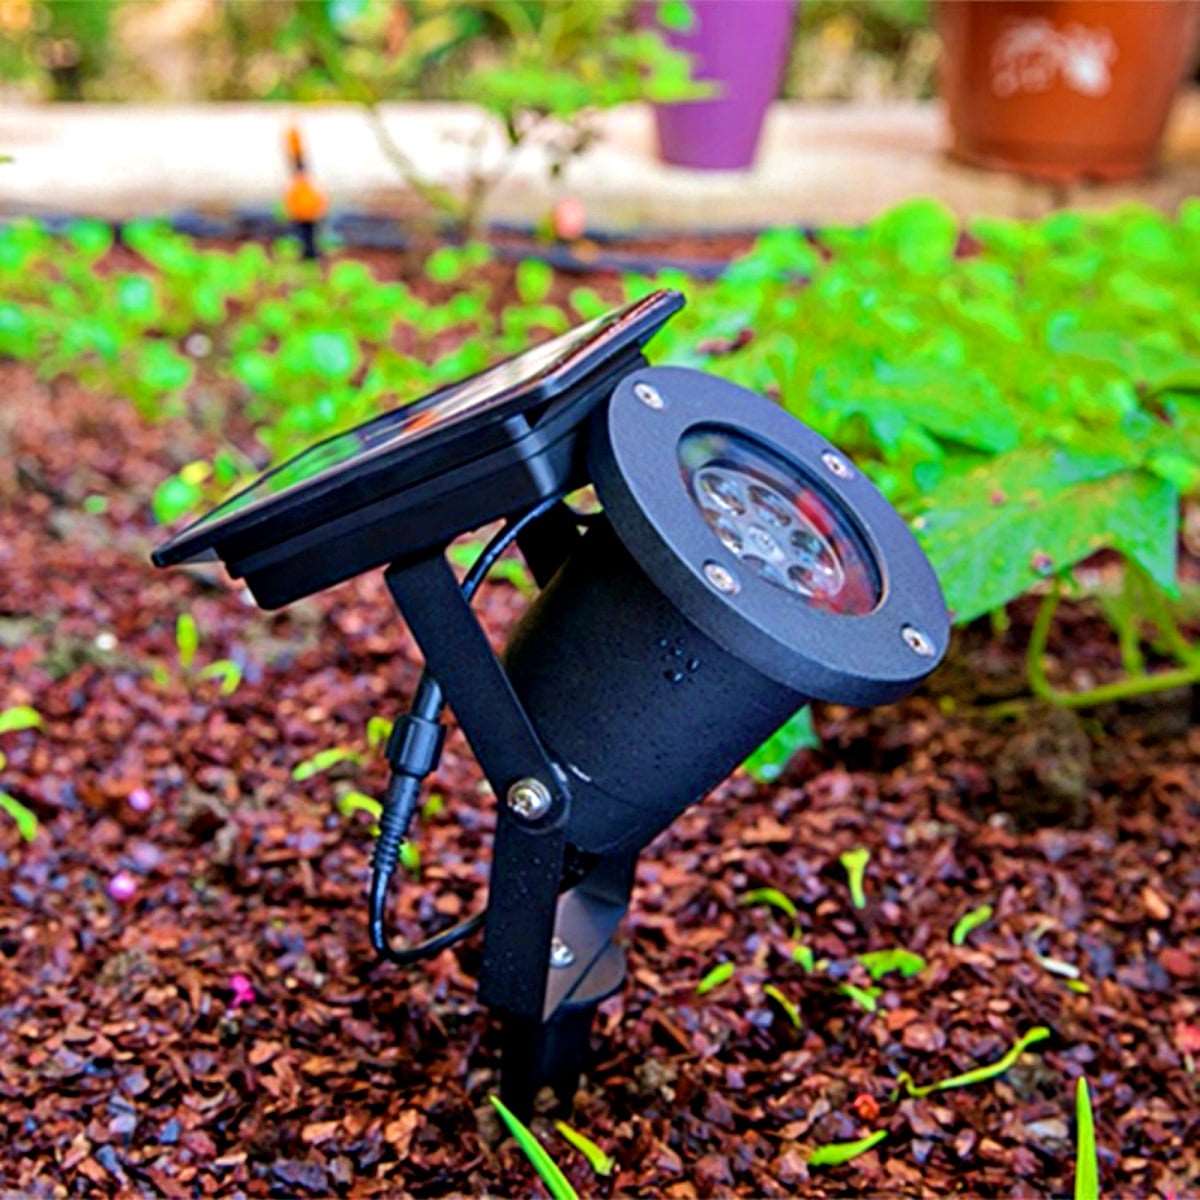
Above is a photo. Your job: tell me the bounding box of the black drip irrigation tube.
[8,207,810,280]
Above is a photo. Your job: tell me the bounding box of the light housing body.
[505,366,949,856]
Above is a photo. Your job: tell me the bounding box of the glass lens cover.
[679,427,881,614]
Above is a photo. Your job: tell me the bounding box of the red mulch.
[1,294,1198,1197]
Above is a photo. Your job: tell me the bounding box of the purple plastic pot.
[644,0,798,170]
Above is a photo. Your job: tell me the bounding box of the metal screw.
[703,560,740,595]
[821,450,853,479]
[901,624,936,657]
[506,777,552,820]
[633,381,664,410]
[549,937,575,969]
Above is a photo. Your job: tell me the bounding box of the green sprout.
[1075,1076,1099,1200]
[554,1120,615,1177]
[808,1129,888,1168]
[839,847,871,910]
[895,1026,1052,1099]
[951,903,994,946]
[489,1095,578,1200]
[695,961,735,996]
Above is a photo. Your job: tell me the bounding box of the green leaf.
[0,706,42,734]
[197,659,242,695]
[808,1129,887,1167]
[696,961,735,995]
[399,840,421,876]
[919,449,1179,622]
[743,707,818,782]
[337,790,382,821]
[656,0,695,31]
[857,948,926,981]
[738,886,798,922]
[152,475,202,524]
[896,1026,1052,1098]
[951,903,994,946]
[305,330,359,380]
[792,944,815,972]
[175,613,199,670]
[489,1095,579,1200]
[554,1120,615,1177]
[763,983,802,1028]
[0,790,38,841]
[516,258,554,305]
[1075,1077,1100,1200]
[366,715,394,750]
[839,847,870,910]
[839,983,880,1013]
[292,746,362,781]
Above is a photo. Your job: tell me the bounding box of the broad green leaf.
[152,475,201,524]
[918,448,1178,622]
[489,1095,578,1200]
[516,258,554,305]
[808,1129,887,1167]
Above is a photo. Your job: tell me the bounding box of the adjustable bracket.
[383,516,635,1114]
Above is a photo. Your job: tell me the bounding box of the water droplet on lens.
[663,669,685,683]
[686,658,700,672]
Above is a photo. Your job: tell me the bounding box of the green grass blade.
[839,847,870,909]
[839,983,880,1014]
[696,961,735,996]
[1074,1076,1099,1200]
[951,903,994,946]
[489,1095,579,1200]
[0,790,38,841]
[738,886,798,922]
[0,705,42,734]
[808,1129,887,1167]
[198,658,242,695]
[896,1026,1051,1098]
[554,1120,615,1177]
[763,983,802,1028]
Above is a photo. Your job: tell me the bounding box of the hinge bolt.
[506,777,552,820]
[549,937,575,968]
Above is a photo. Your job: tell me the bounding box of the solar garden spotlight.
[152,291,949,1116]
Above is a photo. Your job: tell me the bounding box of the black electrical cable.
[369,495,564,965]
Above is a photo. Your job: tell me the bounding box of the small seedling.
[0,790,37,841]
[489,1095,578,1200]
[951,903,993,946]
[857,948,926,981]
[554,1120,615,1177]
[292,746,363,781]
[808,1129,887,1167]
[336,791,419,874]
[895,1026,1051,1098]
[695,961,735,996]
[839,847,871,910]
[738,886,799,922]
[1074,1076,1099,1200]
[742,706,819,782]
[763,983,802,1028]
[792,944,816,972]
[176,612,199,670]
[839,983,881,1014]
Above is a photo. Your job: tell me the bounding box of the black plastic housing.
[505,518,805,856]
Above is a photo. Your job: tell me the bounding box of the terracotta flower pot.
[938,0,1200,181]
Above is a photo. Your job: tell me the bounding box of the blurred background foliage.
[0,0,938,104]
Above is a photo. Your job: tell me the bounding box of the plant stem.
[1025,586,1200,709]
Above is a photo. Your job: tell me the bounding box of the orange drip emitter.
[283,124,328,260]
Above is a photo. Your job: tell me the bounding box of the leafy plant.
[489,1094,578,1200]
[857,948,925,980]
[742,707,818,782]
